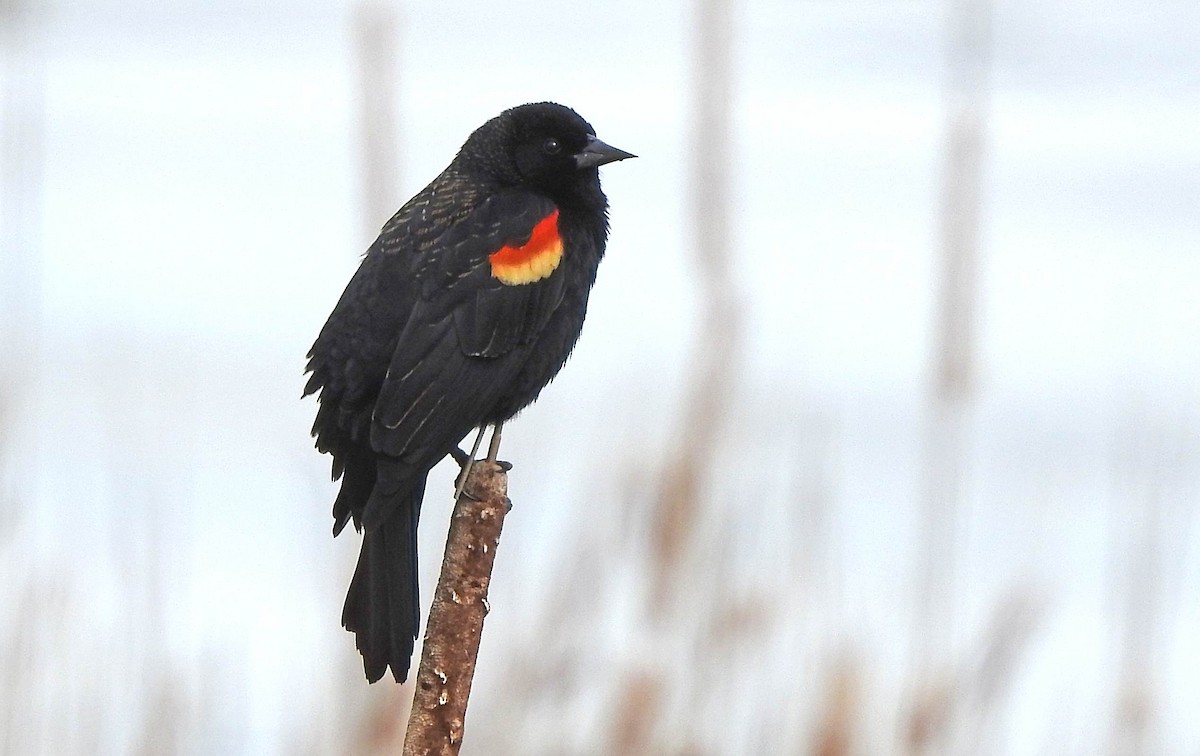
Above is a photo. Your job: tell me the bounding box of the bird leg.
[484,423,513,470]
[453,426,488,501]
[486,421,504,464]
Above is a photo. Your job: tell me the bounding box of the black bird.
[304,102,634,683]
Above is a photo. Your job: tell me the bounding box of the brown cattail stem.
[403,461,510,756]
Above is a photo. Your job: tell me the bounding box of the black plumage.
[304,102,633,683]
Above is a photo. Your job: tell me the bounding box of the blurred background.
[1,0,1198,753]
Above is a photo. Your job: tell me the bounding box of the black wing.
[304,172,488,478]
[360,190,568,528]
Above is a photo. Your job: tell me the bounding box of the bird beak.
[574,136,637,169]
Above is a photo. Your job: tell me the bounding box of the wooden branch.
[403,461,510,756]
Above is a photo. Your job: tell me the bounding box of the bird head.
[456,102,635,206]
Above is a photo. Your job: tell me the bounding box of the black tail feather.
[332,447,376,537]
[341,477,426,683]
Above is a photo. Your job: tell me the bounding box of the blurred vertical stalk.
[353,0,401,245]
[0,0,46,388]
[1107,422,1173,756]
[911,0,991,751]
[651,0,741,600]
[1111,488,1159,756]
[619,1,739,748]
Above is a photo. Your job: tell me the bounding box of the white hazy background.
[2,1,1198,754]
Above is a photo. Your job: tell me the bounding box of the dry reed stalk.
[650,0,741,603]
[812,656,859,756]
[612,671,666,756]
[353,0,401,245]
[0,0,46,380]
[403,461,510,756]
[910,0,991,751]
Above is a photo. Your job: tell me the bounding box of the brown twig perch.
[403,460,510,755]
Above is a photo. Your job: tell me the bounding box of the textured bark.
[403,461,509,756]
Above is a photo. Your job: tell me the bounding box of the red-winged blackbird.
[304,102,634,683]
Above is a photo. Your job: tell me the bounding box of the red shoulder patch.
[488,210,563,285]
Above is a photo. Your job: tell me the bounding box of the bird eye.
[542,138,562,155]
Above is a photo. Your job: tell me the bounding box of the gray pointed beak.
[574,136,637,169]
